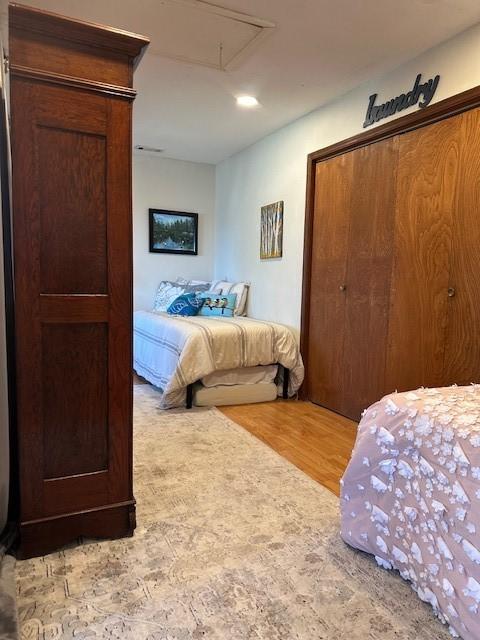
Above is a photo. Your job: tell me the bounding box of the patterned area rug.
[0,554,18,640]
[16,385,450,639]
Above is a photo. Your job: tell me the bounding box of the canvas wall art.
[149,209,198,255]
[260,200,283,259]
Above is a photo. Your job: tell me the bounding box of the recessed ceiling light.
[236,95,259,108]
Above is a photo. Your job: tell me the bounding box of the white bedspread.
[134,311,304,408]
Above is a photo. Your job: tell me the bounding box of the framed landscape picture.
[149,209,198,255]
[260,200,283,259]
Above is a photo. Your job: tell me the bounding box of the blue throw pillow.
[167,293,204,316]
[198,292,237,317]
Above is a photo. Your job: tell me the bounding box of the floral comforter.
[341,386,480,640]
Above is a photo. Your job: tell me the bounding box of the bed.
[133,310,304,409]
[340,385,480,640]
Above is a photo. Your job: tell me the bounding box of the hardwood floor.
[220,399,357,496]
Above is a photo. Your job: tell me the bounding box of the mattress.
[341,385,480,640]
[201,364,278,388]
[193,382,277,406]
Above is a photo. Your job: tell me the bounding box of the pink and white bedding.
[341,385,480,640]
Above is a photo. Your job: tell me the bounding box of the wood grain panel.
[11,79,44,520]
[9,3,146,557]
[9,3,149,66]
[443,108,480,385]
[40,294,109,323]
[385,117,461,393]
[10,30,131,87]
[38,126,107,294]
[342,137,398,419]
[34,82,107,135]
[307,153,354,414]
[10,80,133,526]
[42,323,108,479]
[18,502,135,560]
[43,471,108,517]
[104,97,134,504]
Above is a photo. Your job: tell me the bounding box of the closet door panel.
[307,153,354,413]
[443,108,480,384]
[342,138,398,419]
[385,117,461,392]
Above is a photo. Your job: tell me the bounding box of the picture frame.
[149,208,198,255]
[260,200,283,259]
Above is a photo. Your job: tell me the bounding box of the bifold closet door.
[307,137,398,419]
[443,107,480,385]
[385,116,461,393]
[341,138,398,419]
[307,152,353,413]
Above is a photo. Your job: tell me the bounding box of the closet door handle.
[339,284,347,292]
[448,287,456,298]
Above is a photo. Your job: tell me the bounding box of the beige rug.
[16,385,450,640]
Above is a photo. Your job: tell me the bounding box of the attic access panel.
[151,0,275,70]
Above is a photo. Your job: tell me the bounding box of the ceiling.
[6,0,480,163]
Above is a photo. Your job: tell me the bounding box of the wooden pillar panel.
[9,3,148,558]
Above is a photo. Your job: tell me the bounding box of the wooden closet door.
[11,80,133,543]
[443,108,480,384]
[385,117,461,393]
[307,140,398,419]
[341,137,398,419]
[307,153,354,413]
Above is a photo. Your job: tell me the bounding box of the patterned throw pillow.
[198,292,237,317]
[210,280,249,316]
[167,293,204,316]
[153,281,186,311]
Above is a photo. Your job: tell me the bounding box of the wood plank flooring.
[220,399,357,496]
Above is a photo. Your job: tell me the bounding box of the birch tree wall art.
[260,201,283,259]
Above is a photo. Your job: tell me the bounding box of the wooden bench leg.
[186,383,194,409]
[283,367,290,399]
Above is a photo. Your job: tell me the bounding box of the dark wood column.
[9,3,149,558]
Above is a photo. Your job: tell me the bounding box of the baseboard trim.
[16,500,136,559]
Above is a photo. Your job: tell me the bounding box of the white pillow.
[210,280,250,316]
[189,279,211,286]
[176,277,211,287]
[153,280,186,312]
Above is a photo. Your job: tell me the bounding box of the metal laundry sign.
[363,73,440,128]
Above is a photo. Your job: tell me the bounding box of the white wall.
[133,154,215,310]
[215,21,480,333]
